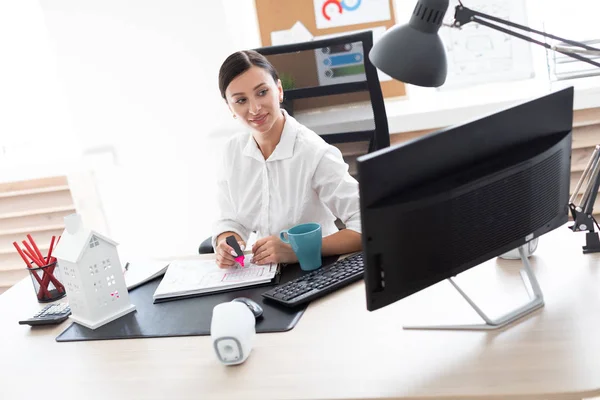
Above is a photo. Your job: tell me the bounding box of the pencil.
[14,242,51,298]
[12,242,31,268]
[46,235,56,265]
[27,234,46,265]
[23,243,63,293]
[40,236,64,294]
[22,245,44,267]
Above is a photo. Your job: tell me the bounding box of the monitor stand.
[403,246,544,331]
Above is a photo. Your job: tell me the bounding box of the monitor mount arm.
[569,145,600,253]
[452,2,600,69]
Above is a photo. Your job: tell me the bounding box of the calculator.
[19,302,71,326]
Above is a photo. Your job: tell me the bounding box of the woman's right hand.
[215,238,246,269]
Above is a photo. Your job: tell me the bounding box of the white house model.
[53,213,136,329]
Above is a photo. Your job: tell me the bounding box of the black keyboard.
[262,253,364,307]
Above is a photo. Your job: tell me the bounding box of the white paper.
[438,0,534,90]
[271,30,295,46]
[123,258,169,290]
[153,255,277,300]
[314,0,391,29]
[271,21,314,46]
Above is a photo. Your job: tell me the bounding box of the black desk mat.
[55,255,339,342]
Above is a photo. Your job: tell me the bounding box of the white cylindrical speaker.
[210,301,256,365]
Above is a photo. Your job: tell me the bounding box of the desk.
[2,224,600,400]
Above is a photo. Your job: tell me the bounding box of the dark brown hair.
[218,50,279,99]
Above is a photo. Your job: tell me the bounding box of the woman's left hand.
[251,235,298,265]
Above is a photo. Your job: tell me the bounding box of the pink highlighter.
[226,235,245,267]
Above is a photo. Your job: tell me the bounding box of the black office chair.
[199,31,390,254]
[255,30,390,153]
[199,237,213,254]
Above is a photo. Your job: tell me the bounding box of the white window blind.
[536,0,600,80]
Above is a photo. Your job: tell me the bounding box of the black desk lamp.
[369,0,600,88]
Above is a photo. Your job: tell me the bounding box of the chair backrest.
[254,30,390,153]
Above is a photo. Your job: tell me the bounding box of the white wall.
[33,0,261,259]
[0,1,78,182]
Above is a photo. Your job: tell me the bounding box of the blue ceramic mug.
[280,223,322,271]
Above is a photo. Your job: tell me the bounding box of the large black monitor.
[356,87,573,329]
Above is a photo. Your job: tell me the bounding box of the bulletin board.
[254,0,406,108]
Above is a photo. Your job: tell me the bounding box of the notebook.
[124,259,170,290]
[152,254,279,302]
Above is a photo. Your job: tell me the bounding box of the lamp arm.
[582,154,600,215]
[569,144,600,223]
[584,171,600,215]
[553,45,600,57]
[570,145,600,205]
[453,4,600,69]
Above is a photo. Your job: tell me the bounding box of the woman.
[212,50,362,268]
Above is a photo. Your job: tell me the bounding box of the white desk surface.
[1,224,600,400]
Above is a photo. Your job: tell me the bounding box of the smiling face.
[225,66,284,135]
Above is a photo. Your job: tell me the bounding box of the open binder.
[152,255,279,302]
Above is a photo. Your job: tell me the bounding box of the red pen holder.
[27,261,66,303]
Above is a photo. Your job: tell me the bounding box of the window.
[89,235,100,248]
[536,0,600,80]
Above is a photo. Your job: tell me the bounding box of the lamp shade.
[369,0,449,87]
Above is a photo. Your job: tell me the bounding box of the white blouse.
[211,110,362,248]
